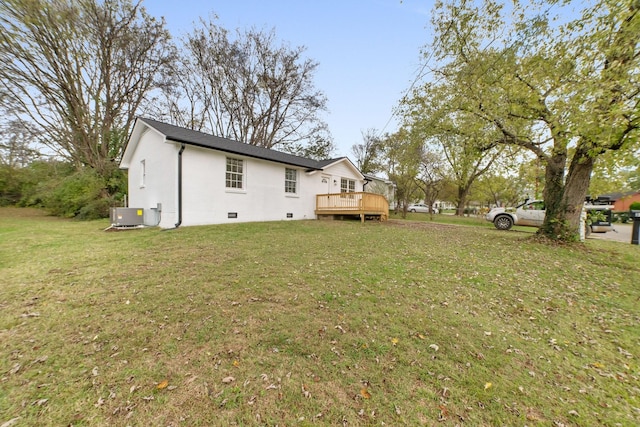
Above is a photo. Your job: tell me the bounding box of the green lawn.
[1,208,639,426]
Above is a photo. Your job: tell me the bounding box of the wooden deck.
[315,192,389,222]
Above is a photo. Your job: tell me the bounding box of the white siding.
[124,125,366,228]
[319,161,364,193]
[126,130,179,228]
[181,146,319,226]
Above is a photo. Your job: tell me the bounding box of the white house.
[119,118,385,228]
[363,174,396,209]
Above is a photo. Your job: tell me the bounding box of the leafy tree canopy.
[402,0,639,240]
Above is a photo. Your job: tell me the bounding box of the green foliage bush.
[630,201,640,211]
[39,167,126,219]
[0,164,24,206]
[0,160,126,219]
[18,161,76,207]
[612,212,629,223]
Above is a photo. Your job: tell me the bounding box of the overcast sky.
[143,0,434,158]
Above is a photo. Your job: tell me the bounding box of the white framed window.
[140,159,146,187]
[226,157,244,189]
[340,178,355,193]
[285,168,297,194]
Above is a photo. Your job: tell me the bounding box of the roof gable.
[316,157,365,180]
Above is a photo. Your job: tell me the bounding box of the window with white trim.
[285,168,297,194]
[340,178,355,193]
[226,157,244,189]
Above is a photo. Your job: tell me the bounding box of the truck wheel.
[494,215,513,230]
[410,209,416,212]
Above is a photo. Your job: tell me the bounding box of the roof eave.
[165,137,323,171]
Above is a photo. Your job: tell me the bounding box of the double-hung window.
[285,168,297,194]
[226,157,244,189]
[340,178,355,193]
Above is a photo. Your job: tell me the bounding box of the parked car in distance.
[485,199,614,234]
[407,203,439,214]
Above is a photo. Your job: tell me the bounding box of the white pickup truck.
[485,199,615,234]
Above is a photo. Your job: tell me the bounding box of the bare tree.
[163,18,331,153]
[415,150,446,215]
[381,129,422,217]
[0,0,174,178]
[351,129,383,174]
[0,119,39,167]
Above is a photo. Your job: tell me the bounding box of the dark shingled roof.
[139,118,343,171]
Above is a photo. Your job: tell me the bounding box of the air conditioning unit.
[110,207,144,227]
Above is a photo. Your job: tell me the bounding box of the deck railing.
[315,192,389,221]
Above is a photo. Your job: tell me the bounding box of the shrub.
[40,168,108,219]
[630,201,640,211]
[19,160,76,207]
[17,162,126,220]
[612,212,630,223]
[0,164,24,206]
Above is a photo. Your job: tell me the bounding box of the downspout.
[175,143,185,228]
[363,177,371,191]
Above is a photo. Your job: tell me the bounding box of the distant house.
[597,190,640,212]
[119,118,388,228]
[363,174,396,208]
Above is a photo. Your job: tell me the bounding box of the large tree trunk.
[539,153,568,238]
[563,150,595,233]
[455,186,470,216]
[539,148,594,240]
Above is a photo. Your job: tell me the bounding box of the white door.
[321,174,332,194]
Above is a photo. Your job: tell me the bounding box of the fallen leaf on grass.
[360,387,371,399]
[438,405,448,421]
[429,344,439,352]
[156,380,169,390]
[32,399,48,407]
[32,356,48,364]
[391,338,399,346]
[484,382,492,390]
[233,360,240,367]
[301,384,311,398]
[21,312,40,318]
[222,376,235,384]
[618,347,633,358]
[0,417,21,427]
